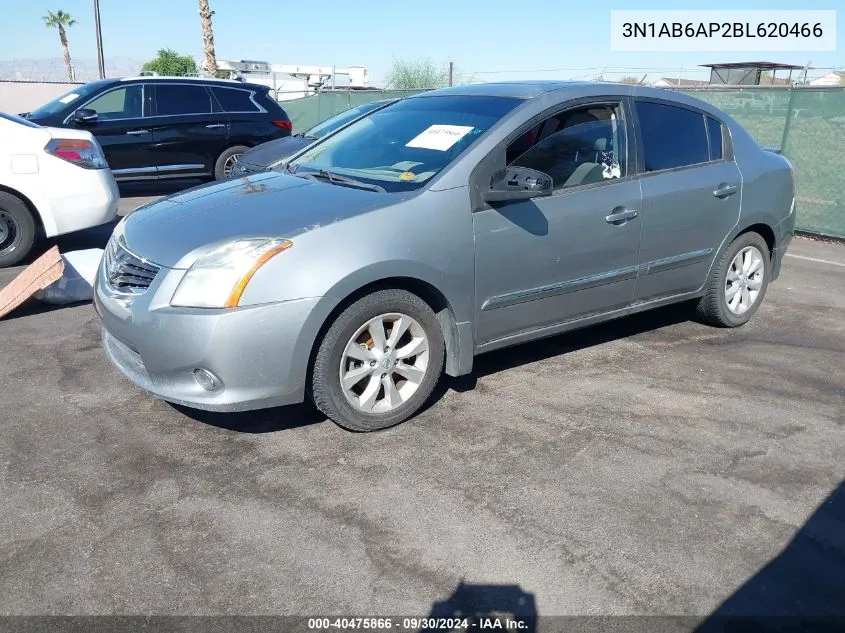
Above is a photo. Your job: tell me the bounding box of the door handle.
[605,207,639,225]
[205,123,226,129]
[713,184,738,198]
[126,129,149,135]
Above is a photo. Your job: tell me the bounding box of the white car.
[0,112,118,268]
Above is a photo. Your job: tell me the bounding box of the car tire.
[0,191,37,269]
[312,289,446,432]
[695,231,771,328]
[214,145,250,180]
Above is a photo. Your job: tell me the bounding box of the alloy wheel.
[339,313,430,414]
[725,245,765,315]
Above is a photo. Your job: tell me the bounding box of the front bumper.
[94,260,337,412]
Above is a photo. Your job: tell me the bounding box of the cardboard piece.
[0,247,65,319]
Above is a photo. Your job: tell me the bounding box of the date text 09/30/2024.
[307,617,530,630]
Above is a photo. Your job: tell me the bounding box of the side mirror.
[73,108,98,124]
[482,166,553,203]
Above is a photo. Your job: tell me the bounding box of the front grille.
[103,238,159,295]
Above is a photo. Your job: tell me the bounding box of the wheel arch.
[0,184,50,236]
[304,276,471,397]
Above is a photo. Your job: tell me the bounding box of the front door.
[74,84,156,179]
[632,100,742,302]
[149,83,229,178]
[474,99,642,345]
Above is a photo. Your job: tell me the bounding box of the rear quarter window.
[707,116,724,160]
[636,101,709,172]
[211,87,261,113]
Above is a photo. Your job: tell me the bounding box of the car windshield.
[27,81,110,118]
[287,95,522,193]
[303,101,388,139]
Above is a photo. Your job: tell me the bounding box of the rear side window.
[707,116,723,160]
[636,101,709,172]
[155,84,212,116]
[211,87,260,113]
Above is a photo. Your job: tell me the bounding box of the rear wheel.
[695,231,770,327]
[214,145,250,180]
[311,289,445,431]
[0,192,36,268]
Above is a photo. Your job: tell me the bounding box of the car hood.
[240,136,316,168]
[122,171,397,269]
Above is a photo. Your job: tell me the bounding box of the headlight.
[170,238,293,308]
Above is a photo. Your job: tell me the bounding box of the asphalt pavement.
[0,195,843,618]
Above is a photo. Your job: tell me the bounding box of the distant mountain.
[0,57,146,82]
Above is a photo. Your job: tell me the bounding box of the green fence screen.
[681,87,845,238]
[280,86,845,238]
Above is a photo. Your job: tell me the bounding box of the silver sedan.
[95,81,796,430]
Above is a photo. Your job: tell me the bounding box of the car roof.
[118,76,269,91]
[409,81,597,100]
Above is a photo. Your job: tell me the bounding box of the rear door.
[71,83,156,179]
[149,83,229,178]
[216,85,290,147]
[632,99,741,302]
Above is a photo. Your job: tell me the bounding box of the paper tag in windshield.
[59,93,80,104]
[405,125,474,151]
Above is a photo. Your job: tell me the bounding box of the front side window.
[636,101,709,172]
[287,96,522,193]
[211,87,260,113]
[155,84,212,116]
[506,102,627,191]
[85,85,144,121]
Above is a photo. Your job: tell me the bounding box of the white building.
[809,70,845,86]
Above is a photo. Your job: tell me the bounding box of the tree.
[142,49,198,77]
[386,58,450,90]
[618,76,641,84]
[198,0,218,75]
[43,10,77,82]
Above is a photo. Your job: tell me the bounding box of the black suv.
[23,77,292,181]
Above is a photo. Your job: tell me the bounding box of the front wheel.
[311,289,446,431]
[696,232,771,327]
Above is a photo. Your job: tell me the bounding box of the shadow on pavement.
[695,480,845,632]
[446,301,695,394]
[423,581,538,632]
[171,402,326,434]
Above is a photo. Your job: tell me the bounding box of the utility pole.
[93,0,105,79]
[448,61,454,87]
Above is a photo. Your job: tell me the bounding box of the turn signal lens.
[224,241,294,308]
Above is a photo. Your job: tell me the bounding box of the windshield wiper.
[301,169,386,193]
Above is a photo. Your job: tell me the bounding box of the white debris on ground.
[34,248,103,305]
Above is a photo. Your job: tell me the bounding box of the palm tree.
[198,0,218,75]
[43,10,77,82]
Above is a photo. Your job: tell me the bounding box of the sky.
[1,0,842,85]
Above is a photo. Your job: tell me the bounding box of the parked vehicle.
[230,99,399,178]
[0,112,118,268]
[94,82,796,431]
[21,77,292,182]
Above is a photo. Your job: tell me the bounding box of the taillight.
[272,120,293,132]
[45,138,108,169]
